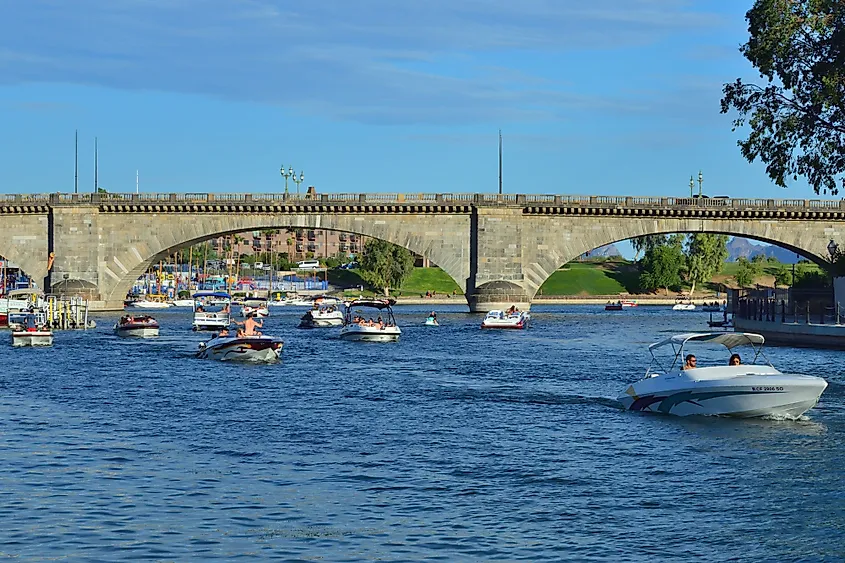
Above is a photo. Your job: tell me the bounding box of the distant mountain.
[590,244,621,258]
[726,237,800,263]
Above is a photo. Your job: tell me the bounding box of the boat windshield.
[646,332,771,377]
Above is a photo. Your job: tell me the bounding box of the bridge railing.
[6,192,845,211]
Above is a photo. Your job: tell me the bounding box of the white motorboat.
[299,305,344,328]
[192,291,232,331]
[481,307,530,329]
[618,332,828,418]
[340,299,401,342]
[197,333,283,362]
[168,298,195,307]
[128,294,173,309]
[672,300,696,311]
[241,298,270,318]
[114,314,160,337]
[10,313,53,347]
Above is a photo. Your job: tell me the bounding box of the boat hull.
[300,317,344,328]
[197,337,283,362]
[481,321,527,329]
[618,375,827,418]
[424,319,439,326]
[114,326,160,338]
[11,332,53,347]
[339,326,400,342]
[128,301,172,309]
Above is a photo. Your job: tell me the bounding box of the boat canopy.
[348,299,396,309]
[193,291,231,299]
[6,288,43,298]
[649,332,765,351]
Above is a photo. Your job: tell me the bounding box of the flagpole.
[74,130,78,194]
[498,129,503,195]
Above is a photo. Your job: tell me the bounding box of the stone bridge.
[2,192,845,311]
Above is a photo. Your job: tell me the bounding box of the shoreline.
[392,296,725,306]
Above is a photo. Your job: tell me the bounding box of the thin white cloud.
[1,0,728,124]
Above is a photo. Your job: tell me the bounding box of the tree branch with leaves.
[721,0,845,194]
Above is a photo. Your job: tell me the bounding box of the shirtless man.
[236,313,263,336]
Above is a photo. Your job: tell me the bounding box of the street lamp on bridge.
[828,239,839,260]
[280,165,292,194]
[689,176,694,197]
[698,170,703,197]
[292,171,304,196]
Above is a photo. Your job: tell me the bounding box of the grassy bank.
[328,267,461,298]
[328,259,815,298]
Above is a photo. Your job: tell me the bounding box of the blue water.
[1,305,844,561]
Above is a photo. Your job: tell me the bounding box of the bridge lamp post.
[689,176,694,197]
[280,165,292,195]
[292,171,304,196]
[698,171,703,197]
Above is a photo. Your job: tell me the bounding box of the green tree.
[684,234,729,296]
[721,0,845,194]
[358,239,415,296]
[734,257,762,288]
[632,235,668,261]
[774,266,793,287]
[639,244,685,295]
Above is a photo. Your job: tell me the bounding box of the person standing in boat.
[235,313,263,336]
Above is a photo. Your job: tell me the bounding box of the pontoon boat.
[192,291,232,331]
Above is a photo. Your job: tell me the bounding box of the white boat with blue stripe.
[618,333,827,419]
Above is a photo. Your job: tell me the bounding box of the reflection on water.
[0,304,843,561]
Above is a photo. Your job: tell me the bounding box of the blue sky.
[0,0,809,201]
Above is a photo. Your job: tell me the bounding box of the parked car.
[296,259,321,270]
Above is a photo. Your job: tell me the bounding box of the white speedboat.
[114,314,160,337]
[618,332,827,418]
[672,300,696,311]
[299,305,344,328]
[481,308,530,329]
[10,313,53,347]
[168,298,195,307]
[192,291,233,331]
[241,298,270,318]
[197,334,283,362]
[127,294,173,309]
[340,299,401,342]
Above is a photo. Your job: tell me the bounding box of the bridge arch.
[522,216,838,300]
[98,212,471,306]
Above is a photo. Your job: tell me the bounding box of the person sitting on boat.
[429,311,437,320]
[729,353,741,366]
[682,354,697,370]
[218,328,230,337]
[222,303,230,314]
[196,304,205,312]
